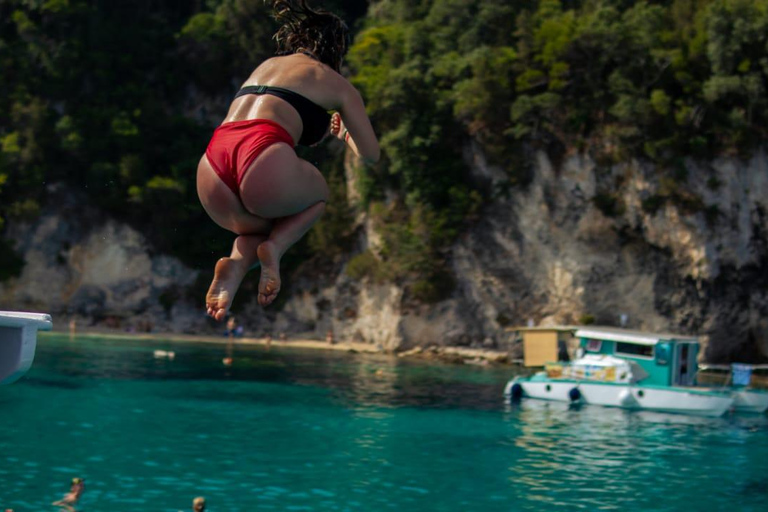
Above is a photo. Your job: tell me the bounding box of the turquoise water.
[1,335,767,511]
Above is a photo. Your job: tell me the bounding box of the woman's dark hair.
[271,0,350,72]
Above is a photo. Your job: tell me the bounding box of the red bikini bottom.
[205,119,295,197]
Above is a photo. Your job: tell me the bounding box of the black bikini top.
[234,85,331,146]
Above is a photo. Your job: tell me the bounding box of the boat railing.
[697,363,768,389]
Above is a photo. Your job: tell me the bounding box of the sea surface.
[1,334,767,511]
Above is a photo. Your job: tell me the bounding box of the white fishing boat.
[0,311,52,385]
[504,327,734,417]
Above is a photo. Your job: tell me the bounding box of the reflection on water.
[504,401,768,511]
[1,334,767,511]
[31,334,512,411]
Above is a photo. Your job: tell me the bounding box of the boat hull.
[505,377,733,417]
[0,311,52,385]
[732,389,768,413]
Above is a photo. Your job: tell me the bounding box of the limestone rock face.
[274,148,768,360]
[442,149,768,361]
[266,263,406,352]
[0,190,202,333]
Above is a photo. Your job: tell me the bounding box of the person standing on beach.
[68,317,76,340]
[223,316,236,365]
[198,0,380,320]
[225,316,243,337]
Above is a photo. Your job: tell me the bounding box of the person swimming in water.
[51,477,84,512]
[198,0,380,320]
[192,496,206,512]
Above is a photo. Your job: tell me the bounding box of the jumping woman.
[197,0,380,321]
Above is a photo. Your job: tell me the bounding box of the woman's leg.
[205,234,268,321]
[256,200,325,306]
[198,155,274,320]
[198,142,330,316]
[239,144,330,306]
[51,501,75,512]
[197,155,274,235]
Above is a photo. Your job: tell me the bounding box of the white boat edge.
[732,389,768,414]
[504,378,735,417]
[0,311,53,329]
[0,311,53,385]
[698,363,768,413]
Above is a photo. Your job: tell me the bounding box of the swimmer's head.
[193,497,206,511]
[72,477,84,485]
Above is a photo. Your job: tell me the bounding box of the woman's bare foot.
[257,241,281,306]
[206,257,250,321]
[205,235,266,320]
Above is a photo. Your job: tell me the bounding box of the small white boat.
[0,311,53,385]
[505,327,734,417]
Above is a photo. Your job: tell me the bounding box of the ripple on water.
[51,466,80,473]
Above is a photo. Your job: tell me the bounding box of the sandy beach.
[42,326,519,366]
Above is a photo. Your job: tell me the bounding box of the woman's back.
[222,53,346,145]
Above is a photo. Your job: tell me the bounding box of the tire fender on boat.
[618,388,636,407]
[510,383,524,402]
[568,387,582,403]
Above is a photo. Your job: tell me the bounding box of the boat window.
[585,339,602,352]
[615,342,653,358]
[655,343,670,365]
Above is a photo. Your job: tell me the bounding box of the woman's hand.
[330,112,347,141]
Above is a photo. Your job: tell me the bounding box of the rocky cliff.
[0,186,203,333]
[2,149,767,362]
[449,148,768,362]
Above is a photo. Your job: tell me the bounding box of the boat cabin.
[575,327,700,387]
[506,326,578,367]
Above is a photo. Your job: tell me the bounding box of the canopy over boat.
[574,327,699,346]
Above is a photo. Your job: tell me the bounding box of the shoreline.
[42,327,519,366]
[44,328,384,354]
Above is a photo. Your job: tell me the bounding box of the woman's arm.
[334,83,380,164]
[330,113,364,158]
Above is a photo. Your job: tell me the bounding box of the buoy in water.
[154,350,175,359]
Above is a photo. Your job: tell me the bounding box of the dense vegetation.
[2,0,767,304]
[349,0,768,300]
